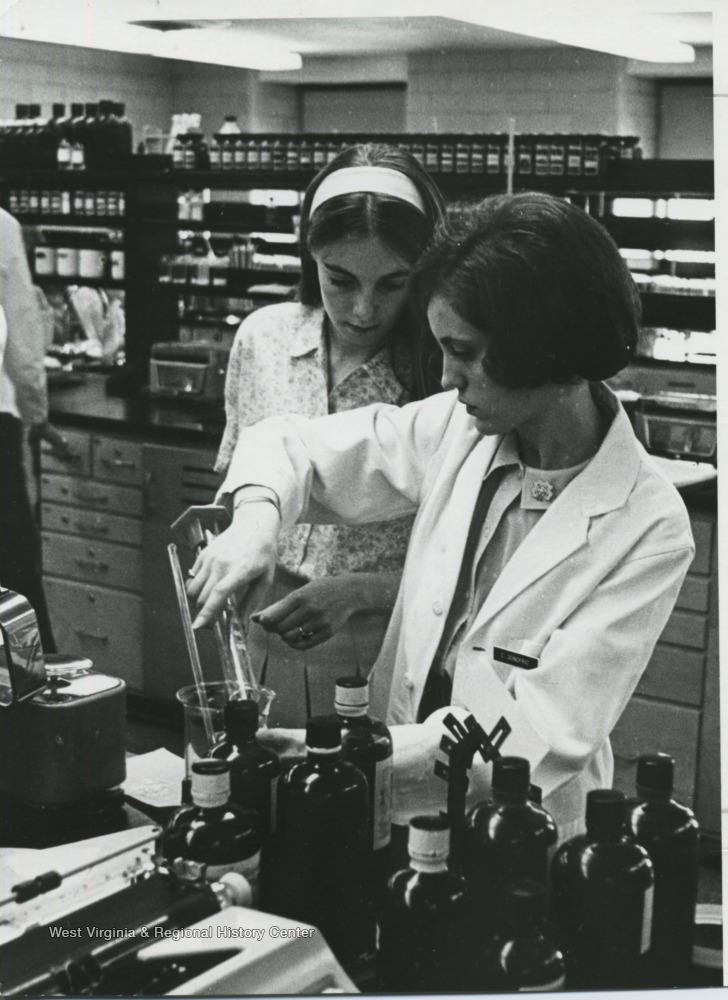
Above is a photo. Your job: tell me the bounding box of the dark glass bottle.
[162,759,261,904]
[112,102,133,158]
[335,676,393,885]
[463,756,557,924]
[626,753,700,987]
[482,880,565,992]
[79,103,99,167]
[263,716,370,965]
[376,815,473,993]
[212,698,281,837]
[551,788,654,990]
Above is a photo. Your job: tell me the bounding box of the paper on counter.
[123,747,186,808]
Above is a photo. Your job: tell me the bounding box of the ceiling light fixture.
[0,3,302,71]
[445,3,696,63]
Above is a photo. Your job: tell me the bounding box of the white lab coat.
[222,383,694,841]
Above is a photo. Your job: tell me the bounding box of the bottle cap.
[306,715,342,754]
[585,789,626,832]
[28,103,41,117]
[493,756,530,797]
[335,676,369,716]
[85,103,98,115]
[191,758,231,808]
[52,103,66,117]
[225,698,259,738]
[636,753,675,795]
[71,103,85,116]
[504,879,548,929]
[408,814,450,864]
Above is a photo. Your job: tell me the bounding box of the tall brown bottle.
[551,788,654,990]
[626,753,700,987]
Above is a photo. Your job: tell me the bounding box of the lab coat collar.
[466,382,641,632]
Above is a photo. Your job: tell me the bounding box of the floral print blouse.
[216,301,416,579]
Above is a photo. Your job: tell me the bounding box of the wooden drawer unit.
[611,698,700,808]
[41,473,143,517]
[92,435,144,487]
[41,502,143,547]
[43,577,144,691]
[689,515,713,576]
[636,644,704,707]
[42,532,143,593]
[39,427,92,477]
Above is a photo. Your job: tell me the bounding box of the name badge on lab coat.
[493,646,539,670]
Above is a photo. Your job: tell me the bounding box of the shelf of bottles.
[0,101,133,171]
[168,129,643,181]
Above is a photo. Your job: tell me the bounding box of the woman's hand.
[186,505,280,629]
[29,421,75,461]
[251,570,402,650]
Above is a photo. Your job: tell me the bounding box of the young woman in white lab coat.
[187,193,694,841]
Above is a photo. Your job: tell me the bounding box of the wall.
[0,36,299,144]
[406,47,658,155]
[657,81,714,159]
[0,36,175,144]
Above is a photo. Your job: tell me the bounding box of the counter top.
[48,373,717,511]
[48,371,225,446]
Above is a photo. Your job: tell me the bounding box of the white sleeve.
[218,393,457,531]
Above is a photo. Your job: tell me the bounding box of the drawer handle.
[76,521,110,536]
[73,627,110,645]
[74,558,110,573]
[102,458,137,470]
[76,491,110,506]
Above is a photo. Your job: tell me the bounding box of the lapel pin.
[531,480,555,503]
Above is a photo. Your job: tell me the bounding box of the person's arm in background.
[0,211,70,458]
[252,569,403,649]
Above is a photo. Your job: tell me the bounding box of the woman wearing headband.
[215,144,444,726]
[191,192,693,840]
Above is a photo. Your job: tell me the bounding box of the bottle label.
[640,883,654,954]
[206,850,261,907]
[519,975,566,992]
[373,755,393,850]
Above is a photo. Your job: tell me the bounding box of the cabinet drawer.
[92,436,144,486]
[41,502,142,547]
[611,698,699,807]
[690,516,713,576]
[636,643,704,706]
[659,609,708,650]
[41,473,143,517]
[43,577,143,691]
[675,574,710,613]
[39,428,92,477]
[43,532,142,593]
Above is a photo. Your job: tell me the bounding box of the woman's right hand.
[186,505,280,629]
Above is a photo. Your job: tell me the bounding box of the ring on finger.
[297,626,314,641]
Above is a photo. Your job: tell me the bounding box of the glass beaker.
[177,681,275,777]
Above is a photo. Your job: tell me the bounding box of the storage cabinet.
[611,506,720,834]
[140,441,222,703]
[40,428,145,693]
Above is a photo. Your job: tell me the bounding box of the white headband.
[309,166,427,218]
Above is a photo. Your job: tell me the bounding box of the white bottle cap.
[408,815,450,872]
[335,676,369,717]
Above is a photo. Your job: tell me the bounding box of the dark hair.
[297,143,445,398]
[410,192,640,388]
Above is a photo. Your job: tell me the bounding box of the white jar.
[56,247,79,277]
[34,246,56,276]
[109,249,125,281]
[78,248,107,279]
